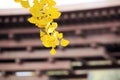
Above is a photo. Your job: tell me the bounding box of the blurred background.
[0,0,120,80]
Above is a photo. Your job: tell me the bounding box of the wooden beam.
[0,76,49,80]
[111,53,120,57]
[50,74,87,79]
[102,53,117,64]
[0,39,42,48]
[15,58,21,64]
[0,34,119,48]
[0,28,39,35]
[74,70,88,75]
[73,64,120,70]
[0,48,105,60]
[0,21,120,34]
[58,21,120,32]
[0,61,71,71]
[0,75,87,80]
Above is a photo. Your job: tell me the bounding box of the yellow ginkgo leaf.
[30,7,42,17]
[51,12,61,19]
[58,33,63,39]
[48,0,56,7]
[51,22,57,27]
[46,23,57,33]
[41,34,50,41]
[42,41,51,47]
[49,36,56,47]
[28,17,36,24]
[37,20,48,28]
[45,16,53,23]
[20,0,30,8]
[40,0,48,3]
[61,38,69,47]
[41,35,51,47]
[55,39,59,45]
[45,8,58,13]
[33,0,39,4]
[40,30,45,37]
[50,8,59,12]
[53,31,59,38]
[14,0,21,2]
[50,48,56,55]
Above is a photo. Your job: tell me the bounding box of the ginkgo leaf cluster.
[15,0,69,55]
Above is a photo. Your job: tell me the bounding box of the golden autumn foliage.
[15,0,69,55]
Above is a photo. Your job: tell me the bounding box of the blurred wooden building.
[0,0,120,80]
